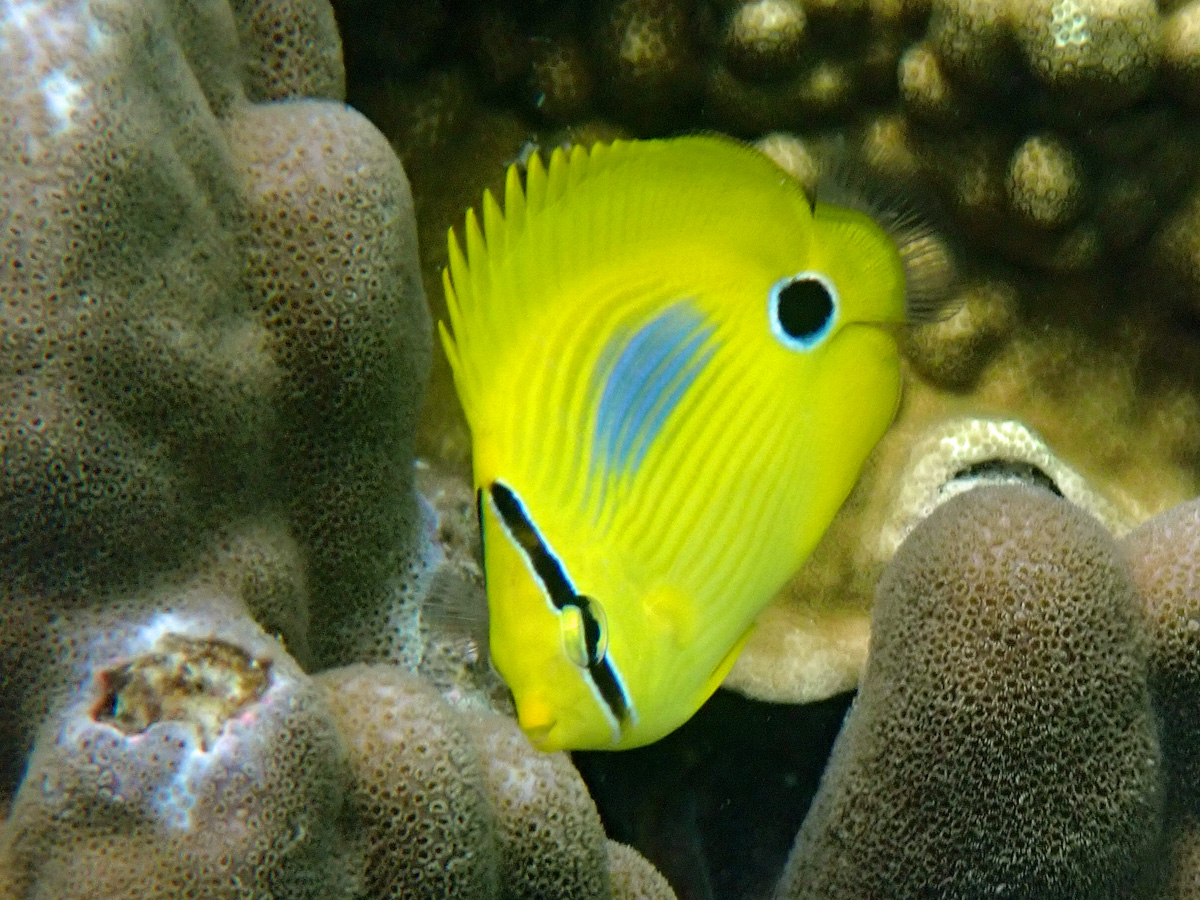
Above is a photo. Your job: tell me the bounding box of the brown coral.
[529,37,596,123]
[591,0,700,127]
[900,278,1018,388]
[1005,132,1089,230]
[607,841,677,900]
[1123,499,1200,812]
[1011,0,1161,108]
[229,97,433,670]
[232,0,345,101]
[466,709,613,900]
[0,0,433,667]
[317,663,621,900]
[723,0,808,81]
[0,0,451,888]
[777,485,1163,899]
[898,41,967,125]
[316,665,501,900]
[1164,0,1200,105]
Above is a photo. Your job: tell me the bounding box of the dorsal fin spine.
[524,152,547,212]
[547,145,570,203]
[504,163,525,239]
[482,188,504,264]
[465,209,488,308]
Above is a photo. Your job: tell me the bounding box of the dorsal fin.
[439,136,805,430]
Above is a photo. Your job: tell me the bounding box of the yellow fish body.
[441,135,906,751]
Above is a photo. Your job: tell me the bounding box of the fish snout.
[515,693,559,751]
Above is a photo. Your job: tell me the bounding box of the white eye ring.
[768,270,839,351]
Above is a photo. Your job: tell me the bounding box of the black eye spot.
[770,272,837,349]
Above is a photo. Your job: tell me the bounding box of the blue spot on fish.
[593,301,717,477]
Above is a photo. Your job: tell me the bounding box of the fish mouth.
[516,694,560,751]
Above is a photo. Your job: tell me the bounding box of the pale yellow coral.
[724,0,808,81]
[606,842,678,900]
[877,417,1139,559]
[1164,0,1200,104]
[898,41,967,125]
[1011,0,1161,107]
[1005,132,1089,230]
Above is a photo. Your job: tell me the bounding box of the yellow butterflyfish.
[440,135,914,751]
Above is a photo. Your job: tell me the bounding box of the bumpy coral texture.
[777,485,1163,899]
[0,595,361,900]
[1161,813,1200,900]
[0,0,431,727]
[316,664,501,900]
[317,664,649,900]
[230,0,345,101]
[0,0,452,891]
[606,842,677,900]
[465,709,613,900]
[1011,0,1160,104]
[1123,498,1200,813]
[229,97,433,670]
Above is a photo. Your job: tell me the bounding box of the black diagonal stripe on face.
[476,488,487,586]
[489,481,575,610]
[488,481,632,727]
[589,658,631,723]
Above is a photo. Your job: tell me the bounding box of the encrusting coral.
[0,0,432,662]
[776,484,1164,899]
[1124,500,1200,808]
[315,664,501,900]
[0,0,438,790]
[605,841,678,900]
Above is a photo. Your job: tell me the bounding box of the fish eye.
[768,271,838,350]
[560,595,608,668]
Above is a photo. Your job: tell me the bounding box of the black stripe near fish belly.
[489,481,577,610]
[476,488,487,588]
[589,657,631,724]
[487,480,633,727]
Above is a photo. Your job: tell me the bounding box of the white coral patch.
[40,67,85,131]
[0,0,79,56]
[1,0,107,140]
